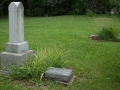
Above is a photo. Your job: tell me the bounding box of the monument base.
[0,50,34,71]
[6,42,28,53]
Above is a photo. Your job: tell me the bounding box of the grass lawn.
[0,15,120,90]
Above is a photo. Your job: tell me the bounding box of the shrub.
[97,27,119,41]
[71,0,87,15]
[86,9,95,17]
[9,47,68,81]
[27,0,47,16]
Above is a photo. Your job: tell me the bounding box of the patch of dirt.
[89,35,120,43]
[42,86,48,90]
[13,80,35,90]
[89,35,101,42]
[13,80,48,90]
[80,76,89,81]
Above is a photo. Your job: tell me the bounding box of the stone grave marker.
[111,9,114,15]
[111,7,118,15]
[113,7,117,14]
[0,2,33,72]
[45,68,75,85]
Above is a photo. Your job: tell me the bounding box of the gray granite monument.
[0,2,33,72]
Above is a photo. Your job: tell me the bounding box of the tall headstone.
[0,2,33,72]
[6,2,28,53]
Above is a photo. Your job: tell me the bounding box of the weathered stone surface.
[0,2,34,72]
[113,7,117,14]
[111,9,114,15]
[7,2,28,54]
[1,50,33,71]
[6,42,28,53]
[45,68,73,83]
[9,2,24,43]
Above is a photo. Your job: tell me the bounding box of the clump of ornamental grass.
[9,47,68,81]
[97,26,119,41]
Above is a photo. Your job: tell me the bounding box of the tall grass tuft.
[9,46,68,81]
[97,26,119,41]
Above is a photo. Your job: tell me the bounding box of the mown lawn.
[0,15,120,90]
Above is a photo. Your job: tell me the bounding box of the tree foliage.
[0,0,120,16]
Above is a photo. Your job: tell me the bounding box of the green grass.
[0,15,120,90]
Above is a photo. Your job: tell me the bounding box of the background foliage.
[0,0,120,16]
